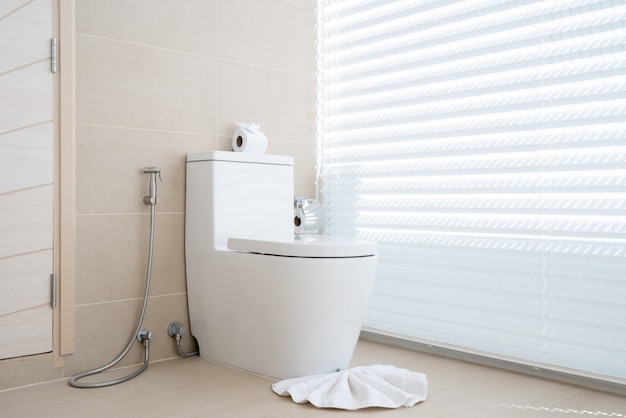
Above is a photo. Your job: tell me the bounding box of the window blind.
[317,0,626,382]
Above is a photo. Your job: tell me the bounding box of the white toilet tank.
[186,151,294,248]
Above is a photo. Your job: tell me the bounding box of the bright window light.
[318,0,626,382]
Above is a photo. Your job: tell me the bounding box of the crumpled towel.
[271,365,428,410]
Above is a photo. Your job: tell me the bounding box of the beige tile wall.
[0,0,317,390]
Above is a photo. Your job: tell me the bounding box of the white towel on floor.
[271,365,428,410]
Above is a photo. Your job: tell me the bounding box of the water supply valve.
[168,321,189,338]
[137,328,155,343]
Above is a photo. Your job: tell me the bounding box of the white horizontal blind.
[318,0,626,381]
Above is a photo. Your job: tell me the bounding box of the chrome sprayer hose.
[69,168,160,388]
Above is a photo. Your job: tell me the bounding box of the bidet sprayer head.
[143,166,162,205]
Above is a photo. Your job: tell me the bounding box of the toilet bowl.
[185,151,377,379]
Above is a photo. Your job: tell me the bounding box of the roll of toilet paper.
[232,122,268,153]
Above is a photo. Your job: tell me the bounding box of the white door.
[0,0,53,359]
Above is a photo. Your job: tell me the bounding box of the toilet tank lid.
[187,151,293,166]
[227,235,377,258]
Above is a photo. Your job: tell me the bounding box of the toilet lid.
[227,235,376,258]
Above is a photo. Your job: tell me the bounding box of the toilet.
[185,151,377,380]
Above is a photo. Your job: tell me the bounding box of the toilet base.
[187,251,377,380]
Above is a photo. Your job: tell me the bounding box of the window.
[318,0,626,382]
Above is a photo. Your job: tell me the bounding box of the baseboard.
[360,329,626,397]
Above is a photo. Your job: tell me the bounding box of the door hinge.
[51,38,57,73]
[50,273,57,309]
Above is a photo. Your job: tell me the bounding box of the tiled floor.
[2,339,625,417]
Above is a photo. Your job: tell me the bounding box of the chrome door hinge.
[50,273,57,309]
[51,38,57,73]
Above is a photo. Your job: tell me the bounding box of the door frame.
[53,0,76,362]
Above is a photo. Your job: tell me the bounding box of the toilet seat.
[227,235,376,258]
